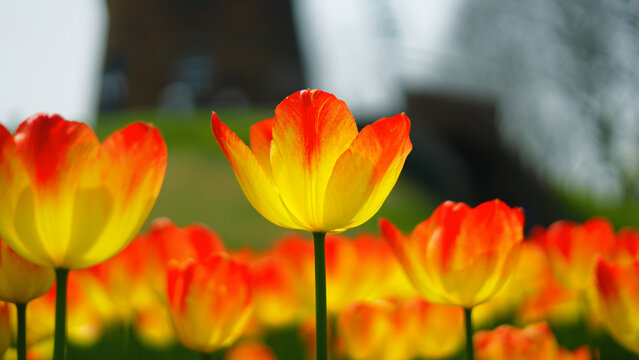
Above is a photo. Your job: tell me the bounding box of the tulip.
[0,238,55,360]
[337,300,395,360]
[251,250,302,327]
[167,254,252,355]
[474,322,558,360]
[225,341,276,360]
[211,89,411,233]
[0,238,54,304]
[0,113,167,360]
[594,258,639,354]
[404,298,465,359]
[144,218,226,300]
[382,199,524,360]
[211,89,411,360]
[543,218,615,292]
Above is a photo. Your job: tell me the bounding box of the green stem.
[464,307,474,360]
[53,268,69,360]
[16,302,27,360]
[200,352,211,360]
[313,232,328,360]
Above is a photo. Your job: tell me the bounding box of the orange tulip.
[211,89,412,232]
[225,341,276,360]
[381,199,524,308]
[404,297,465,359]
[167,254,252,354]
[337,300,395,360]
[594,258,639,354]
[0,113,167,269]
[558,347,591,360]
[611,227,639,263]
[474,322,558,360]
[336,297,463,360]
[0,238,54,304]
[542,217,615,291]
[475,322,590,360]
[250,250,301,327]
[146,218,226,297]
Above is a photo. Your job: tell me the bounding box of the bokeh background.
[2,0,639,359]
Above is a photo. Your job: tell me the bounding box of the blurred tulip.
[146,218,225,297]
[132,298,175,349]
[0,238,54,304]
[88,234,152,321]
[611,227,639,263]
[558,346,591,360]
[543,218,615,292]
[337,300,395,360]
[475,322,590,360]
[270,235,316,315]
[594,258,639,354]
[474,322,558,360]
[225,341,276,360]
[210,89,412,233]
[251,250,302,327]
[404,297,465,359]
[337,297,464,360]
[381,199,524,308]
[0,302,10,358]
[515,273,581,327]
[0,113,167,270]
[167,254,252,354]
[474,239,555,327]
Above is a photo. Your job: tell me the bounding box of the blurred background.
[2,0,639,248]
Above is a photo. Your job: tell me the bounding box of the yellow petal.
[68,123,167,269]
[211,113,302,229]
[322,113,411,231]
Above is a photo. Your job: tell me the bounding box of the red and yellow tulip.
[145,218,225,298]
[594,258,639,354]
[475,322,590,360]
[167,254,252,354]
[211,89,412,232]
[381,199,524,308]
[0,113,167,269]
[0,238,54,304]
[225,341,276,360]
[542,217,615,291]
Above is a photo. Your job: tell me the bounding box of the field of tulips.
[1,89,639,360]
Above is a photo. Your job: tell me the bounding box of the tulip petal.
[442,200,523,305]
[0,125,38,263]
[11,114,100,267]
[270,89,358,229]
[322,114,412,231]
[250,119,274,178]
[595,259,639,351]
[67,123,167,268]
[211,113,302,229]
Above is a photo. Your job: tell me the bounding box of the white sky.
[0,0,108,131]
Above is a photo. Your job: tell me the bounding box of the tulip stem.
[16,302,27,360]
[313,231,328,360]
[464,307,474,360]
[201,352,212,360]
[53,268,69,360]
